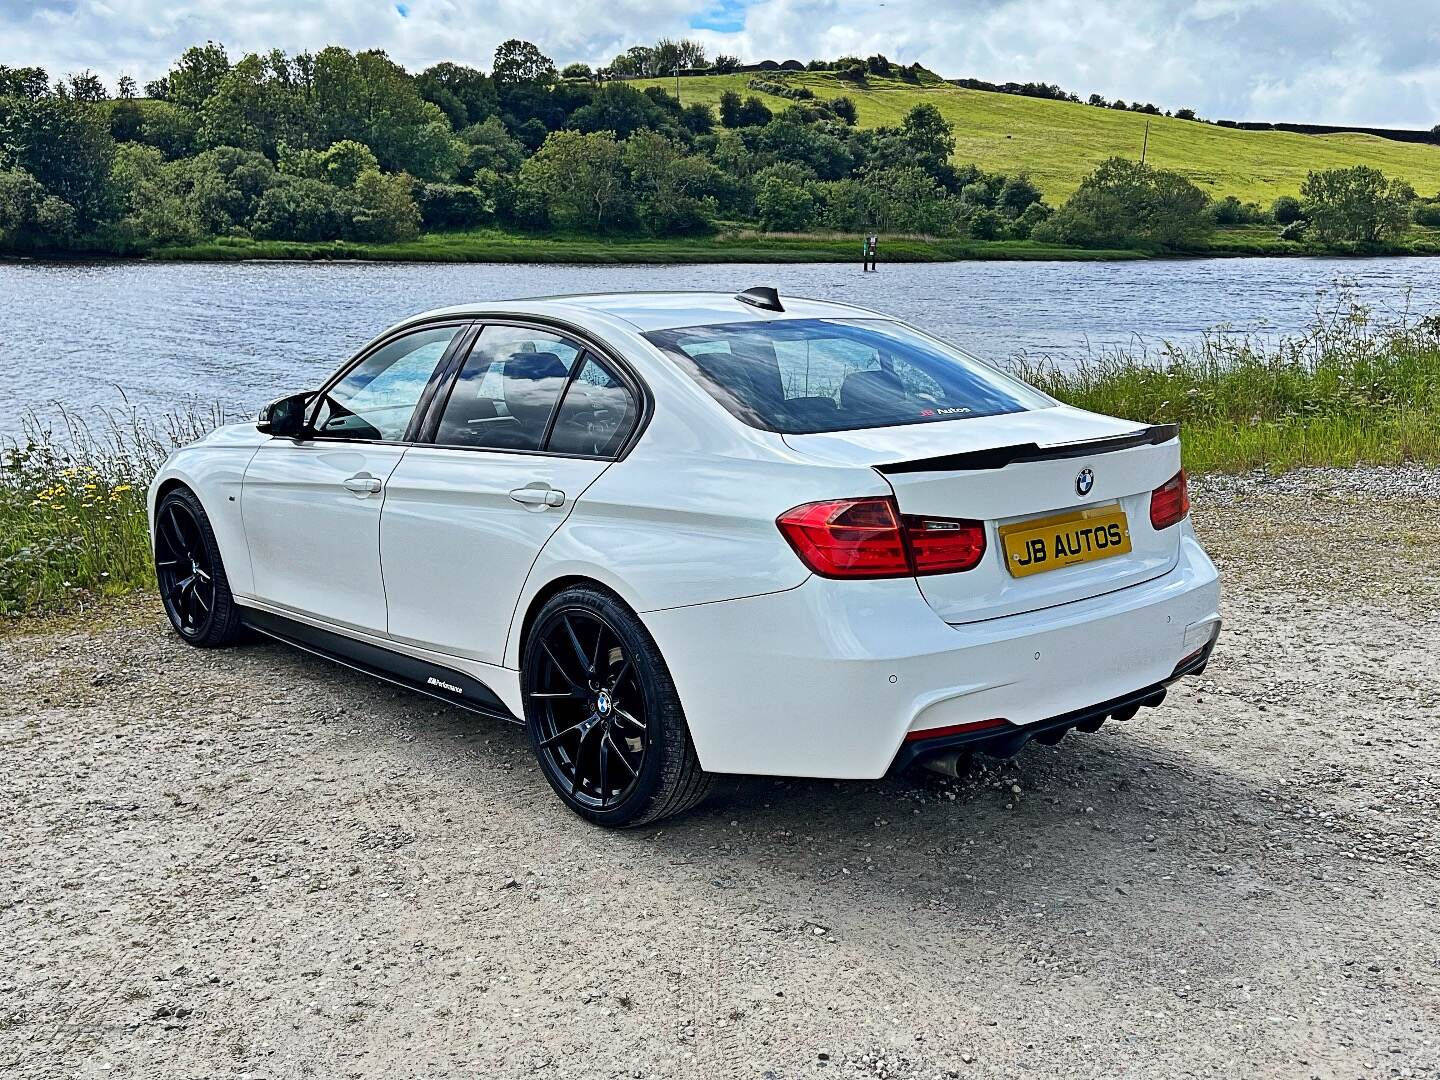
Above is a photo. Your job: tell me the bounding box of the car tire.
[522,584,712,828]
[153,486,244,648]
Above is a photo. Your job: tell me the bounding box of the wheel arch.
[150,476,199,540]
[153,475,194,507]
[510,573,627,670]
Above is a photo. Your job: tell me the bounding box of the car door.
[380,323,643,665]
[241,321,470,633]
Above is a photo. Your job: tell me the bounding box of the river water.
[1,256,1436,437]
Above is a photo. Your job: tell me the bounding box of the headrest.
[504,351,568,383]
[840,369,906,411]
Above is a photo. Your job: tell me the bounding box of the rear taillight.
[777,497,986,579]
[1149,470,1190,530]
[903,514,987,575]
[776,497,910,578]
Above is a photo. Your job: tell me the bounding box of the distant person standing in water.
[863,234,878,272]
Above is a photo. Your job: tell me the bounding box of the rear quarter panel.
[502,394,889,668]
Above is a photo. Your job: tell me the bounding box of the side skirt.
[241,608,519,723]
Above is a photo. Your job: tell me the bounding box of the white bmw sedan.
[149,288,1220,826]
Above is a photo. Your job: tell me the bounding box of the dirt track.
[2,470,1438,1079]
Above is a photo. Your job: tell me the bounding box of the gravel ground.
[2,467,1438,1080]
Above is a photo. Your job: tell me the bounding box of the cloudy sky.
[2,0,1436,128]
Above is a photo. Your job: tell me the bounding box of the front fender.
[148,425,267,598]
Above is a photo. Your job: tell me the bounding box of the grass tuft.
[0,402,225,616]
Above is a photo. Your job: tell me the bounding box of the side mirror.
[256,392,315,438]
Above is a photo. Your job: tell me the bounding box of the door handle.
[344,474,383,496]
[509,486,566,508]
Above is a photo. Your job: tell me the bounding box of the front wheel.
[522,585,711,827]
[154,487,243,647]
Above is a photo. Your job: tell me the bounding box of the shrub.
[1010,201,1052,239]
[1271,194,1304,224]
[755,176,816,230]
[1211,194,1268,225]
[866,166,952,232]
[252,177,342,241]
[103,143,204,247]
[1300,166,1414,244]
[718,92,772,127]
[1034,157,1212,248]
[341,168,421,242]
[747,78,813,100]
[517,129,632,232]
[416,183,489,229]
[829,96,858,125]
[623,131,716,235]
[0,94,115,225]
[996,172,1043,216]
[967,207,1001,240]
[0,168,76,249]
[680,102,714,135]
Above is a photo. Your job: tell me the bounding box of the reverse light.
[776,497,986,579]
[1149,470,1190,530]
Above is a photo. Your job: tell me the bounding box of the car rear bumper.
[886,633,1216,775]
[641,524,1220,779]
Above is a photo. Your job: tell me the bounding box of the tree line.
[0,41,1432,254]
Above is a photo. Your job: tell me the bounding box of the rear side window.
[547,357,639,457]
[645,318,1052,435]
[433,325,582,452]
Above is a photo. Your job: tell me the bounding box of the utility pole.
[1140,119,1150,165]
[676,66,681,104]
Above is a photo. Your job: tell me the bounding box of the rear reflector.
[1149,469,1190,530]
[777,497,986,579]
[904,717,1010,742]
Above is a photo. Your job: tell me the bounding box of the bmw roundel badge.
[1076,467,1095,497]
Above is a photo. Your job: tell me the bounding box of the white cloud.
[1,0,1436,127]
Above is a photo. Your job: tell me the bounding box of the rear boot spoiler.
[875,423,1179,475]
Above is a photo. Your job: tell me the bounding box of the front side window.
[644,318,1053,435]
[433,325,582,451]
[311,325,461,441]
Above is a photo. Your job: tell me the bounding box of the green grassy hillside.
[638,72,1440,203]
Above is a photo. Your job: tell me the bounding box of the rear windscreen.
[644,319,1053,435]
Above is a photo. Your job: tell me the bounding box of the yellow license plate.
[999,506,1132,578]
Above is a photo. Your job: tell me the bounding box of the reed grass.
[0,401,225,616]
[1013,297,1440,473]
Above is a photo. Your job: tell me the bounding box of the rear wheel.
[154,487,243,648]
[522,585,711,827]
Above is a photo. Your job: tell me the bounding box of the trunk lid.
[782,405,1184,624]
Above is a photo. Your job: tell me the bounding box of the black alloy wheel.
[154,488,242,647]
[523,586,711,827]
